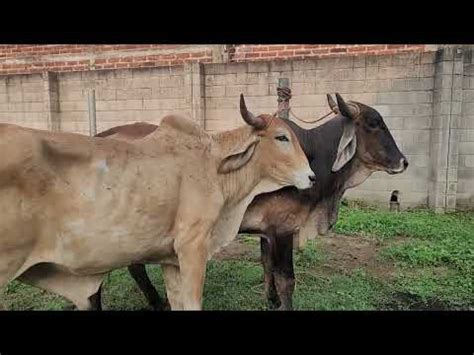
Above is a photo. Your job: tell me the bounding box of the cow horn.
[327,94,339,114]
[335,93,360,119]
[240,94,267,129]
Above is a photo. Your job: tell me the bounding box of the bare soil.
[215,232,398,279]
[214,233,456,310]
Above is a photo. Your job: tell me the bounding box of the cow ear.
[332,119,357,172]
[218,138,259,174]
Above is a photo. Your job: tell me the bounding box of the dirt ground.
[214,234,458,310]
[215,232,395,277]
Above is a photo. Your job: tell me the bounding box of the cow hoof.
[152,302,171,311]
[63,304,76,311]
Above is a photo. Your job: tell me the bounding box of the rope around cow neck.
[276,86,335,124]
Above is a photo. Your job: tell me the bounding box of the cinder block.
[332,56,355,68]
[419,64,435,77]
[60,101,88,112]
[403,116,431,130]
[247,62,270,73]
[205,86,226,98]
[153,87,183,99]
[161,76,184,88]
[338,80,366,94]
[291,94,327,108]
[458,141,474,155]
[126,77,152,90]
[225,85,248,97]
[118,88,154,100]
[421,52,436,64]
[408,154,430,168]
[204,64,227,75]
[352,56,366,68]
[247,84,268,96]
[235,73,251,85]
[303,70,321,81]
[22,111,45,122]
[60,111,87,123]
[292,59,318,71]
[60,89,84,101]
[241,73,259,85]
[463,102,474,117]
[99,99,144,111]
[143,98,184,111]
[367,54,393,67]
[205,75,225,86]
[392,53,421,67]
[292,82,316,95]
[21,82,44,93]
[291,70,306,83]
[96,89,116,101]
[205,108,238,122]
[269,61,292,72]
[211,96,242,110]
[459,129,474,142]
[366,66,379,80]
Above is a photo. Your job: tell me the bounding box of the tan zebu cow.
[0,95,315,310]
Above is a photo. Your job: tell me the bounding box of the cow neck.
[287,116,372,202]
[211,126,262,205]
[342,157,373,190]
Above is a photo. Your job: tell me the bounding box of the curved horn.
[240,94,267,129]
[335,93,360,119]
[327,94,339,114]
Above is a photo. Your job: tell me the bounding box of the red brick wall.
[0,44,431,75]
[0,45,214,75]
[230,44,428,61]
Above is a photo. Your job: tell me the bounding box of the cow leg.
[89,284,102,311]
[260,236,280,309]
[175,226,211,311]
[162,264,183,310]
[272,234,296,311]
[177,244,208,310]
[128,264,169,310]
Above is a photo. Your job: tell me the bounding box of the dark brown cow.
[93,93,408,310]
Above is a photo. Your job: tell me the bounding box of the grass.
[1,203,473,310]
[334,203,473,310]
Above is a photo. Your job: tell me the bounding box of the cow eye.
[368,120,378,129]
[275,135,289,142]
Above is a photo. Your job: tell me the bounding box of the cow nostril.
[309,175,316,183]
[403,159,408,169]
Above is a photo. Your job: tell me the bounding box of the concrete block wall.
[205,53,436,208]
[0,46,473,210]
[458,50,474,209]
[55,66,189,135]
[0,74,46,130]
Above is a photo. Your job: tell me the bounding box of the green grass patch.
[1,204,472,310]
[335,204,474,308]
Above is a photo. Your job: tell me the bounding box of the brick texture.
[229,44,427,62]
[0,45,214,75]
[0,44,429,76]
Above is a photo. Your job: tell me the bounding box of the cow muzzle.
[293,169,316,190]
[387,157,409,174]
